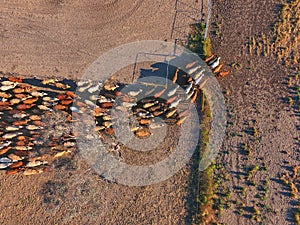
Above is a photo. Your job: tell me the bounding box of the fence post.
[204,0,212,40]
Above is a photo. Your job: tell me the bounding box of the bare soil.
[0,1,205,224]
[210,0,300,224]
[1,0,299,225]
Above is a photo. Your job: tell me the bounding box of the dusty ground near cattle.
[1,0,299,224]
[0,0,207,79]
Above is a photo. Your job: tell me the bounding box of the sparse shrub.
[242,143,252,156]
[230,62,243,70]
[242,187,247,196]
[253,127,258,137]
[288,97,294,106]
[294,209,300,225]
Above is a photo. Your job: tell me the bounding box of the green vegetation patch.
[188,22,212,60]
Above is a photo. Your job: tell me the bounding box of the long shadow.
[184,145,202,224]
[137,60,206,224]
[183,84,207,224]
[170,0,205,40]
[22,77,77,92]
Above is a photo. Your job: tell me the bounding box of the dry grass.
[295,209,300,225]
[273,0,300,65]
[187,21,217,224]
[247,0,300,67]
[197,98,216,224]
[280,165,300,223]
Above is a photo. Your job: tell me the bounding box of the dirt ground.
[0,1,207,225]
[0,0,207,79]
[210,0,300,224]
[1,0,299,225]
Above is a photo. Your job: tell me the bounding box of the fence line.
[204,0,212,39]
[131,0,212,84]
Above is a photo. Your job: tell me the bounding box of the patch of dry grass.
[295,208,300,225]
[187,21,217,225]
[247,0,300,67]
[197,98,216,225]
